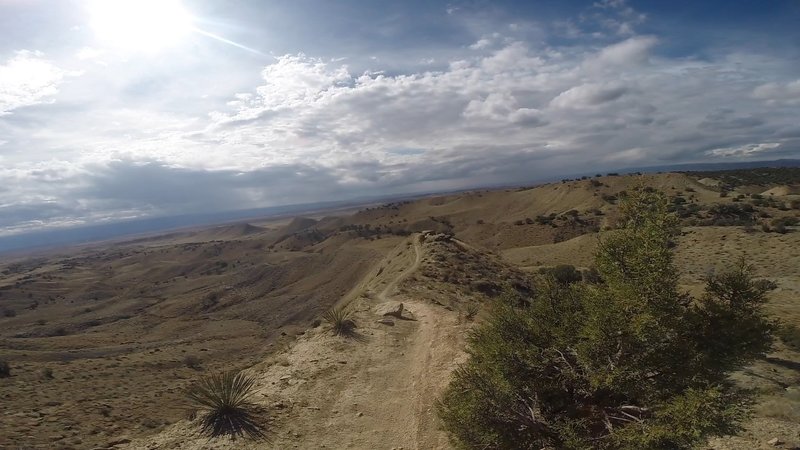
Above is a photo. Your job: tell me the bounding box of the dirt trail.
[376,235,422,302]
[125,234,465,449]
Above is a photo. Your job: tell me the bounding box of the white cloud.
[1,0,797,237]
[463,92,546,126]
[470,38,492,50]
[76,47,105,61]
[550,83,628,108]
[753,79,800,105]
[0,50,72,115]
[588,36,657,69]
[469,33,501,50]
[589,0,647,36]
[707,142,781,158]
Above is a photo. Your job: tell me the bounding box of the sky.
[1,0,799,237]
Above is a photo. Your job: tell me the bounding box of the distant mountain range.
[2,159,798,255]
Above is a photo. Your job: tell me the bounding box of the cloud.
[588,0,647,36]
[469,33,501,50]
[550,83,628,108]
[699,109,765,130]
[753,79,800,105]
[0,51,72,115]
[463,92,545,126]
[588,36,657,69]
[1,0,798,238]
[707,142,781,158]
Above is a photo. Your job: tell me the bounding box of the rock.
[106,437,131,447]
[375,302,404,318]
[768,438,783,446]
[357,412,364,417]
[377,318,395,326]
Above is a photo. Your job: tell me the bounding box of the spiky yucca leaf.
[322,306,355,336]
[185,370,266,439]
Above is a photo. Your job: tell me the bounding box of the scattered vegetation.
[684,167,800,188]
[185,370,267,439]
[703,203,755,226]
[322,305,356,336]
[439,187,775,449]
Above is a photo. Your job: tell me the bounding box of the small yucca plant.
[464,303,480,321]
[185,370,266,439]
[322,306,356,336]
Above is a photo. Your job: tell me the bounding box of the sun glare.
[87,0,193,53]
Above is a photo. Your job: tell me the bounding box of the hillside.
[1,169,799,449]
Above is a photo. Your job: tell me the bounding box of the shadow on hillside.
[742,368,791,389]
[395,313,417,322]
[336,322,368,343]
[766,356,800,373]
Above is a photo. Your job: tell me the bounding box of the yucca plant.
[322,305,356,336]
[464,303,480,321]
[185,370,267,439]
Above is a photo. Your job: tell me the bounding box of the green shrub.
[705,203,755,226]
[322,306,356,336]
[539,264,583,285]
[185,370,267,439]
[439,187,774,449]
[184,355,202,370]
[581,267,602,283]
[552,264,582,285]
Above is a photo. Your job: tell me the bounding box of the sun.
[87,0,193,53]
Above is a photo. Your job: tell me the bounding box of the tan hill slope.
[0,229,401,448]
